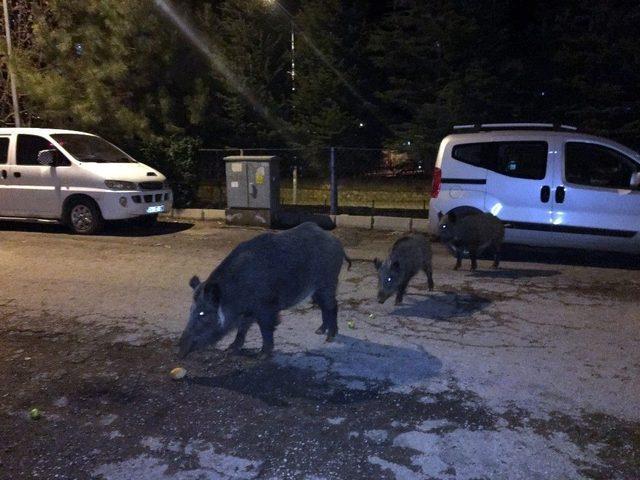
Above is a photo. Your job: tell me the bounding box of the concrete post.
[330,147,337,215]
[292,165,298,205]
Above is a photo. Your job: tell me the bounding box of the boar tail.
[344,253,353,270]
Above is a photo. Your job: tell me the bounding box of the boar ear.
[437,211,443,221]
[189,275,201,290]
[448,212,457,223]
[203,281,220,303]
[373,258,382,270]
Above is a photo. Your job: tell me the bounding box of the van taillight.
[431,167,442,198]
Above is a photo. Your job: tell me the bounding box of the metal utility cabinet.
[224,155,280,227]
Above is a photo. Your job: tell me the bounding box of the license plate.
[146,205,165,214]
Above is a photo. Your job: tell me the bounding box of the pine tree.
[13,0,229,146]
[546,0,640,147]
[211,0,293,147]
[291,0,378,173]
[368,0,489,159]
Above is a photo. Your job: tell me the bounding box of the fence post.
[330,147,338,215]
[292,166,298,205]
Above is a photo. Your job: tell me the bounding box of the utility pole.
[330,147,337,215]
[2,0,21,127]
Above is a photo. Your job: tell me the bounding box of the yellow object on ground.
[170,367,187,380]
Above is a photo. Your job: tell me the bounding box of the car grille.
[139,181,163,190]
[132,192,170,204]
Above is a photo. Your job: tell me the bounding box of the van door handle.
[555,186,565,203]
[13,171,21,178]
[540,185,550,203]
[1,169,6,179]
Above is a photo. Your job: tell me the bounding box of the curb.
[163,209,430,233]
[164,208,226,221]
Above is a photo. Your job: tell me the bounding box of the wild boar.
[178,222,351,359]
[374,234,434,305]
[437,211,505,271]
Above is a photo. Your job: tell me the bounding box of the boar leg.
[395,280,409,305]
[257,311,278,358]
[321,304,338,342]
[227,322,251,353]
[313,293,327,335]
[469,248,478,271]
[423,264,434,291]
[454,248,463,270]
[315,289,338,341]
[492,241,502,268]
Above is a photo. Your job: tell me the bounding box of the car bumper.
[98,190,173,220]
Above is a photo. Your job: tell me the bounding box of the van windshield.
[51,134,136,163]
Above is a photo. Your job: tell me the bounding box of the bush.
[140,136,202,208]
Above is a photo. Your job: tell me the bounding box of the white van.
[0,128,172,234]
[428,123,640,253]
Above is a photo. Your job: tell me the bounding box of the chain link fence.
[195,147,432,217]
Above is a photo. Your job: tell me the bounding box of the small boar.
[437,211,505,271]
[178,222,351,359]
[374,234,434,305]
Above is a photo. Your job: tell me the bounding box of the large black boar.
[178,222,351,359]
[437,211,505,271]
[374,234,434,305]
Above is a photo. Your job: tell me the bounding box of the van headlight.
[105,180,137,190]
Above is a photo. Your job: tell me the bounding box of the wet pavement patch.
[390,290,492,320]
[0,322,638,479]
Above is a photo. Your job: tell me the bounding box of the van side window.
[452,141,548,179]
[565,142,637,189]
[0,137,8,164]
[16,134,69,166]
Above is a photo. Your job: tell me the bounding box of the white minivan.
[428,123,640,253]
[0,128,172,234]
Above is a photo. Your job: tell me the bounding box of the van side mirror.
[630,172,640,189]
[37,149,57,166]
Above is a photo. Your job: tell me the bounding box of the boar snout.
[377,292,390,304]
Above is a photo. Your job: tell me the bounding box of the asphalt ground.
[0,219,638,479]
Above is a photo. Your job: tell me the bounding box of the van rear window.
[452,141,548,180]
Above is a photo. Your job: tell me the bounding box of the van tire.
[65,198,104,235]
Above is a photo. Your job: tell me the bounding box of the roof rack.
[452,123,578,133]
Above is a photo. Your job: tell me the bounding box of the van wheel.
[134,214,158,228]
[66,199,104,235]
